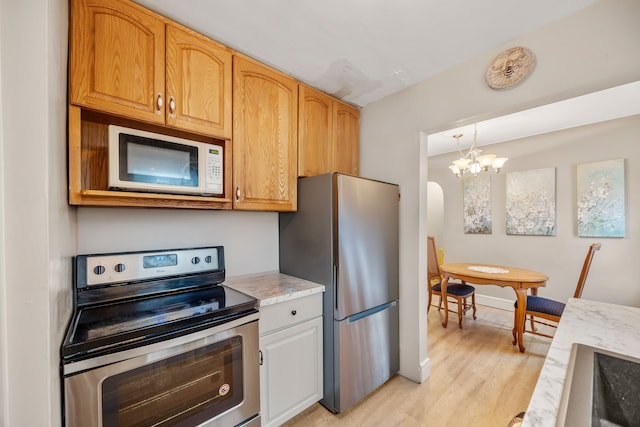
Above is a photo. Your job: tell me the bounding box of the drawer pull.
[291,310,297,316]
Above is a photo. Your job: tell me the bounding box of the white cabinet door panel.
[260,317,322,427]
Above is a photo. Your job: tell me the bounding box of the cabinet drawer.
[259,293,322,335]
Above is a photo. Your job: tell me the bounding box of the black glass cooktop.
[62,285,256,361]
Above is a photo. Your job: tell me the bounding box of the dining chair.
[512,242,601,341]
[427,236,477,328]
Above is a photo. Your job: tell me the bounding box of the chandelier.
[448,124,508,177]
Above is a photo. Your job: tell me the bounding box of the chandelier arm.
[449,124,508,178]
[453,133,468,160]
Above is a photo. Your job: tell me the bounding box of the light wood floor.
[282,304,552,427]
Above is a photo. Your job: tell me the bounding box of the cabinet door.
[260,317,323,427]
[69,0,165,124]
[166,25,232,139]
[298,85,333,177]
[233,56,298,211]
[333,101,360,175]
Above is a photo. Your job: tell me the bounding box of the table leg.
[514,288,527,352]
[441,275,449,328]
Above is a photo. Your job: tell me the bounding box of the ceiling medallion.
[486,46,536,90]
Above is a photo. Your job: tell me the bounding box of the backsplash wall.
[77,208,279,276]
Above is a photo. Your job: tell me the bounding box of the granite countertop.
[224,271,324,307]
[523,298,640,427]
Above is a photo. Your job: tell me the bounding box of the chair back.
[438,247,445,266]
[573,243,601,298]
[427,236,441,284]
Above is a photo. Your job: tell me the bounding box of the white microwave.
[108,125,223,197]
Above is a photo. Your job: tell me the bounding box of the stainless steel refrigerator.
[279,173,399,413]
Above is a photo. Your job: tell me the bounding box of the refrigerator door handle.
[333,264,338,310]
[347,300,397,323]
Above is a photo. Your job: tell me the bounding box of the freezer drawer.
[335,301,399,412]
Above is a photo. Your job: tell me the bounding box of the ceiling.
[132,0,637,158]
[132,0,599,107]
[428,80,640,156]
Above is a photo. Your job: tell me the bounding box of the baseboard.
[399,356,431,384]
[418,357,431,383]
[475,294,514,311]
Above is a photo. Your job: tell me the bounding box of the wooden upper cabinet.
[298,84,360,177]
[70,0,166,124]
[165,25,232,139]
[298,85,333,177]
[70,0,232,139]
[333,101,360,176]
[233,55,298,211]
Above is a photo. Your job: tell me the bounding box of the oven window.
[102,336,243,427]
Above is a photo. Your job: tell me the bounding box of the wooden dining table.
[439,263,549,353]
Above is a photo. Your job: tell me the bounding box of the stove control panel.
[76,246,223,287]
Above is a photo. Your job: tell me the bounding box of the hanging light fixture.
[448,124,508,178]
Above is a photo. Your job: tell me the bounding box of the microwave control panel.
[205,145,224,195]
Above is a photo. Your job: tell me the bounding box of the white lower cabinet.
[259,293,323,427]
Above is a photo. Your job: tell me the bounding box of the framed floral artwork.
[463,175,491,234]
[577,159,625,237]
[506,168,556,236]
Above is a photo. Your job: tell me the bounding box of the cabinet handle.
[169,96,176,117]
[235,186,240,202]
[156,93,163,115]
[259,350,263,366]
[291,310,297,316]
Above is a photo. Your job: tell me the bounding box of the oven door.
[63,314,259,427]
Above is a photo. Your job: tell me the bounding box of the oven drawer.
[259,293,322,335]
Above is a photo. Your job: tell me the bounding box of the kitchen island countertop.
[523,298,640,426]
[224,271,324,307]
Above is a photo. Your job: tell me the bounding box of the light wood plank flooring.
[283,304,552,427]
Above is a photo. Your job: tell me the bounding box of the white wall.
[429,115,640,307]
[0,6,6,423]
[426,182,444,244]
[77,209,279,276]
[0,0,72,426]
[360,0,640,383]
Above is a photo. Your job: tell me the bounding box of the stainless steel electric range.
[61,246,260,427]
